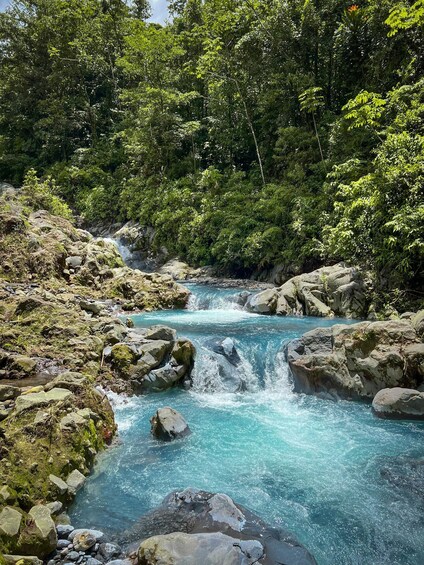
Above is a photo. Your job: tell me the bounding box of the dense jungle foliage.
[0,0,423,304]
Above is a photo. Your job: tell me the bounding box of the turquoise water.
[71,284,424,565]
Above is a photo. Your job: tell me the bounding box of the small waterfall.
[186,286,250,311]
[102,236,155,271]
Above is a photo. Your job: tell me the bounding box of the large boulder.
[13,388,73,415]
[17,505,57,558]
[285,320,424,399]
[150,407,191,441]
[121,488,316,565]
[138,532,264,565]
[247,264,370,318]
[372,388,424,419]
[158,259,201,280]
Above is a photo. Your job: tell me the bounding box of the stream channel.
[70,283,424,565]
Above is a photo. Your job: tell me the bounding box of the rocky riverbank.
[285,316,424,407]
[0,189,194,562]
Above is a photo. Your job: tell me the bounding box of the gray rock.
[143,325,177,342]
[245,288,278,314]
[46,501,63,517]
[105,560,132,565]
[373,388,424,419]
[86,559,103,565]
[18,504,57,558]
[0,506,23,538]
[66,256,83,269]
[66,470,86,494]
[56,524,74,539]
[141,365,183,393]
[14,388,73,415]
[138,531,264,564]
[79,300,102,315]
[150,407,191,441]
[122,488,316,565]
[248,263,370,319]
[49,474,69,496]
[204,337,241,367]
[69,529,105,545]
[66,551,80,561]
[57,539,71,550]
[98,542,121,560]
[285,320,423,399]
[0,384,20,402]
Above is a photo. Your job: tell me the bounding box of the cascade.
[69,257,424,565]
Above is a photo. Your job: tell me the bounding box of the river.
[70,283,424,565]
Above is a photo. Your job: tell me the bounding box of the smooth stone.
[69,529,105,546]
[67,551,80,561]
[57,539,72,549]
[56,524,74,538]
[98,542,121,560]
[373,387,424,419]
[138,531,264,565]
[150,407,191,441]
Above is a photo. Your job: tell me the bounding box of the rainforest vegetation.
[0,0,423,305]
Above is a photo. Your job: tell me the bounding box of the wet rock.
[69,529,105,545]
[56,525,74,539]
[141,365,184,392]
[204,337,241,367]
[150,407,191,441]
[122,488,316,565]
[99,542,122,561]
[245,288,278,314]
[57,539,72,549]
[138,532,264,565]
[86,559,103,565]
[72,531,97,551]
[285,320,423,399]
[373,388,424,419]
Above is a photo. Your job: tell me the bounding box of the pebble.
[57,539,72,549]
[86,559,102,565]
[99,543,121,561]
[57,524,75,539]
[67,551,80,561]
[86,559,103,565]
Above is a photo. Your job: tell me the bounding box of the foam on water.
[70,284,424,565]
